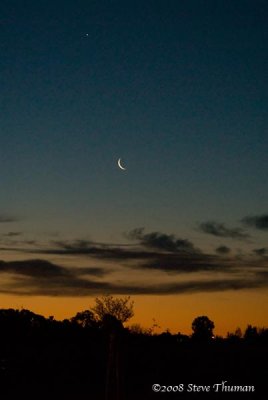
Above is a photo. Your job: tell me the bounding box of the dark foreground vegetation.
[0,305,267,399]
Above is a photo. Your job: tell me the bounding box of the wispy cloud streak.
[199,221,249,240]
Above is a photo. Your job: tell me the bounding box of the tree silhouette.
[0,306,268,398]
[91,299,131,400]
[192,315,215,341]
[70,310,99,328]
[91,295,134,324]
[244,324,258,341]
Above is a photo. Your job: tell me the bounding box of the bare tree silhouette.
[91,295,134,325]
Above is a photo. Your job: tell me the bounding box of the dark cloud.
[24,240,37,245]
[242,215,268,230]
[140,252,235,274]
[0,231,255,276]
[255,270,268,279]
[253,248,268,257]
[75,267,109,277]
[4,276,112,297]
[199,221,249,240]
[0,230,268,295]
[3,240,157,263]
[1,228,268,297]
[54,239,93,250]
[158,277,268,294]
[0,214,19,223]
[126,228,198,253]
[0,259,70,278]
[0,258,115,296]
[0,259,107,279]
[0,222,267,296]
[125,277,268,295]
[37,245,235,274]
[216,246,231,255]
[40,240,153,261]
[0,268,267,297]
[33,237,225,275]
[2,232,22,237]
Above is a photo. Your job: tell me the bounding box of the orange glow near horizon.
[0,289,267,337]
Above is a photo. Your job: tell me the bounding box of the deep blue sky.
[0,0,268,243]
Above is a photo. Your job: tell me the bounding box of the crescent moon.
[117,158,126,171]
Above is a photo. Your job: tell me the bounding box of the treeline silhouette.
[0,306,267,399]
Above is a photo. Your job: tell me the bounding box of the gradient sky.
[0,0,268,335]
